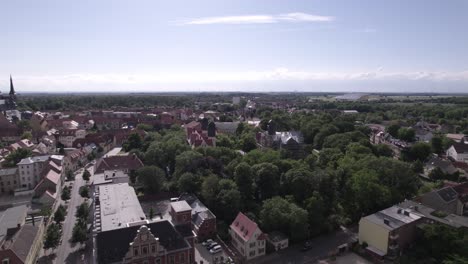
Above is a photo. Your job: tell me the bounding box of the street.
[54,166,94,264]
[250,227,357,264]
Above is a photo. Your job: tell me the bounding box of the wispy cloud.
[5,69,468,93]
[180,12,335,25]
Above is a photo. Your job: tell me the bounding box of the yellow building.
[359,206,423,258]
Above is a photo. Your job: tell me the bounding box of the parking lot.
[195,239,234,264]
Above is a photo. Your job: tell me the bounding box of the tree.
[349,170,391,217]
[216,180,242,221]
[79,186,89,198]
[66,169,74,181]
[61,186,71,201]
[234,162,254,201]
[59,146,65,155]
[431,136,444,154]
[252,163,280,200]
[408,142,432,161]
[239,134,257,152]
[136,166,166,194]
[201,174,220,207]
[21,131,32,140]
[282,167,317,203]
[397,127,415,142]
[177,172,200,193]
[54,205,67,224]
[123,133,143,151]
[43,223,61,252]
[373,144,394,157]
[386,124,400,137]
[149,207,154,220]
[82,170,91,182]
[71,220,88,245]
[76,202,89,221]
[260,196,309,242]
[304,193,327,236]
[4,148,32,167]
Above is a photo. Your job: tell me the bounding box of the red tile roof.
[230,212,263,242]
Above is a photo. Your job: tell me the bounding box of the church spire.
[9,75,15,97]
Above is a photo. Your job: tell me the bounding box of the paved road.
[55,167,94,264]
[250,227,357,264]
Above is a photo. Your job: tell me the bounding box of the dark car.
[301,241,313,251]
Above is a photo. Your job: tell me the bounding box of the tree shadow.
[36,253,56,264]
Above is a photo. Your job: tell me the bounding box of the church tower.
[9,75,16,99]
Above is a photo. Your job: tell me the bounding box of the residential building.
[94,154,144,174]
[0,115,20,143]
[229,212,267,260]
[178,194,217,240]
[95,183,194,264]
[17,156,50,190]
[0,205,45,264]
[0,168,20,195]
[446,141,468,162]
[257,121,305,158]
[267,231,288,251]
[93,170,130,186]
[184,121,216,148]
[419,182,468,216]
[57,129,86,147]
[359,206,424,258]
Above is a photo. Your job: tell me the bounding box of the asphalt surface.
[54,166,94,264]
[249,227,358,264]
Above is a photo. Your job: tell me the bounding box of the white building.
[229,212,266,260]
[17,156,50,189]
[58,129,86,147]
[446,142,468,162]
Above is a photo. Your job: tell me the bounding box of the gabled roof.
[451,142,468,154]
[230,212,262,242]
[96,220,190,264]
[45,170,60,185]
[8,224,40,263]
[95,154,144,174]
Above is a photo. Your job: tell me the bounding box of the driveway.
[250,227,357,264]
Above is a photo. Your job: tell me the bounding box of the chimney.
[383,218,390,225]
[397,208,402,214]
[403,211,410,216]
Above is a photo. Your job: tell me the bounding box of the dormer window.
[235,222,239,226]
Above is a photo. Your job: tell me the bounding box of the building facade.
[229,212,266,260]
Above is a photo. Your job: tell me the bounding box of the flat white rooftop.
[98,183,146,232]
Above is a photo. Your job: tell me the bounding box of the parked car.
[207,242,219,250]
[301,241,313,251]
[202,239,215,247]
[210,245,222,254]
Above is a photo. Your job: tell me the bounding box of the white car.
[202,239,214,247]
[210,245,222,254]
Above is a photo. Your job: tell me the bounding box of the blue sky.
[1,0,468,93]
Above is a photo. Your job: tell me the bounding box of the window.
[258,248,265,254]
[142,246,148,254]
[134,247,139,256]
[250,242,255,248]
[155,257,161,264]
[143,261,148,264]
[151,245,156,253]
[249,251,255,257]
[180,252,185,263]
[2,259,10,264]
[169,256,175,264]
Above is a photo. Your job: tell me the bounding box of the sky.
[1,0,468,93]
